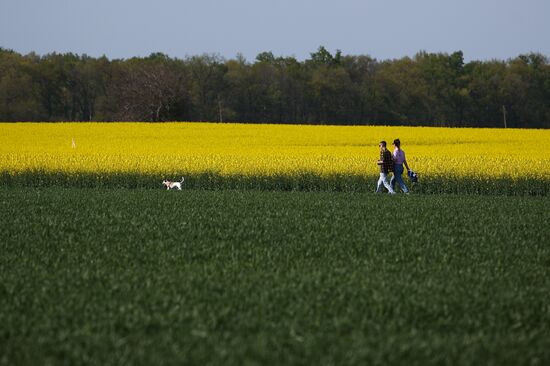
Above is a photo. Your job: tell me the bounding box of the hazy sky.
[1,0,549,62]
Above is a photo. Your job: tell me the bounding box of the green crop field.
[1,187,549,365]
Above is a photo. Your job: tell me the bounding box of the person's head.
[392,138,401,149]
[379,141,387,151]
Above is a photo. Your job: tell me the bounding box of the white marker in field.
[71,137,76,149]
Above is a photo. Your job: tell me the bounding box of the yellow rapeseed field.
[1,122,549,182]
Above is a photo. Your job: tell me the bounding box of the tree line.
[1,46,549,127]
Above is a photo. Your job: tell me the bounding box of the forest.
[0,46,549,127]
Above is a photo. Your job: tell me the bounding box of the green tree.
[0,49,45,121]
[186,54,227,122]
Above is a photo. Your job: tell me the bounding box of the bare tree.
[115,57,187,121]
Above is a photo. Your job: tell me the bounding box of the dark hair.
[379,141,387,147]
[393,138,401,148]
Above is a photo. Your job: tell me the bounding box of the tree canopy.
[1,47,549,127]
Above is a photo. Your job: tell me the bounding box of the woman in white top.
[390,138,410,193]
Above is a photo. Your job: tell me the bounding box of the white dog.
[162,177,184,190]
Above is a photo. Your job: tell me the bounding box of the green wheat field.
[1,187,549,365]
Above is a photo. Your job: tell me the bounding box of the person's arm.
[403,151,410,171]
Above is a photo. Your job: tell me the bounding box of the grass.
[1,187,549,365]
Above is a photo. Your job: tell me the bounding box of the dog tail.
[180,177,185,183]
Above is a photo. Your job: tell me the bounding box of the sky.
[1,0,549,62]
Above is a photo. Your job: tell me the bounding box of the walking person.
[390,138,410,193]
[376,141,395,194]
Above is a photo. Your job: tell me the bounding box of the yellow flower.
[1,122,548,182]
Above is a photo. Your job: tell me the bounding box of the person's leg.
[394,165,409,193]
[381,173,395,194]
[376,173,385,192]
[396,174,409,193]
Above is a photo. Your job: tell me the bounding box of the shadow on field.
[1,170,548,196]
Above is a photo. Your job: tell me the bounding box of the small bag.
[407,170,418,183]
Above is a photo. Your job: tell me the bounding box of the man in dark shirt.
[376,141,396,194]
